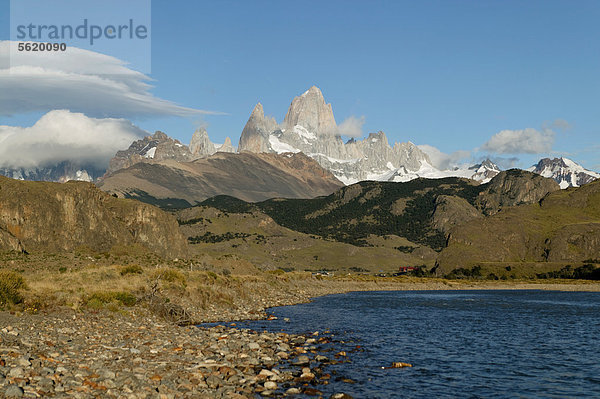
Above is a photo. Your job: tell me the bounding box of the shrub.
[120,264,143,276]
[86,291,137,309]
[151,268,186,286]
[0,270,27,307]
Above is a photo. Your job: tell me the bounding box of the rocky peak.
[106,131,194,176]
[238,103,277,153]
[217,137,236,153]
[528,157,600,189]
[153,131,169,140]
[469,159,501,183]
[283,85,337,136]
[189,127,216,157]
[475,169,560,215]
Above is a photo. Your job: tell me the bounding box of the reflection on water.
[239,290,600,398]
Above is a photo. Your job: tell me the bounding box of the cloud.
[418,144,471,170]
[549,119,571,130]
[486,156,519,169]
[0,41,221,118]
[337,115,365,138]
[480,128,555,154]
[0,110,147,169]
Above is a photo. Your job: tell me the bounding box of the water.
[240,290,600,398]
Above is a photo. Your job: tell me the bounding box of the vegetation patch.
[537,264,600,280]
[120,264,143,276]
[86,290,137,309]
[0,270,27,307]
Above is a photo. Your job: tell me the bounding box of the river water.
[240,290,600,398]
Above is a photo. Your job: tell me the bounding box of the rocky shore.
[1,278,598,398]
[0,309,357,398]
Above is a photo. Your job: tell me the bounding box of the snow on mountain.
[237,86,504,185]
[527,157,600,189]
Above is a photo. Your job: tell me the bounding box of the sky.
[1,0,599,171]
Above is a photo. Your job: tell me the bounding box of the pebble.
[0,304,360,397]
[4,385,24,397]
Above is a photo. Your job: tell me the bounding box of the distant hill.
[97,151,343,207]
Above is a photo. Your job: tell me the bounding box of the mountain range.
[2,167,598,277]
[237,86,503,185]
[0,86,598,196]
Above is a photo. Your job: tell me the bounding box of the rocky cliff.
[0,176,187,258]
[475,169,561,215]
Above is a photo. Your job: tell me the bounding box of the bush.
[120,264,143,276]
[151,268,186,286]
[86,291,137,309]
[0,270,27,307]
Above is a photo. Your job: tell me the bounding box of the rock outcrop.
[106,131,195,175]
[475,169,560,215]
[217,137,236,153]
[238,103,277,153]
[0,176,187,257]
[432,195,483,236]
[189,128,217,157]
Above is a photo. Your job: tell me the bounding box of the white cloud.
[0,41,220,118]
[418,144,471,170]
[337,115,365,138]
[480,128,555,154]
[0,110,146,169]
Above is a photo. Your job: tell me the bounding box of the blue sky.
[1,0,599,170]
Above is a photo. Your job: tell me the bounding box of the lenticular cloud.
[0,40,219,118]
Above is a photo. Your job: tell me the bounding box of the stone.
[8,367,24,378]
[205,375,223,389]
[286,387,301,395]
[263,381,277,390]
[4,385,24,398]
[294,355,310,366]
[16,357,30,367]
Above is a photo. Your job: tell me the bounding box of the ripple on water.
[242,290,600,398]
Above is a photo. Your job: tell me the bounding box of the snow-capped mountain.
[378,158,500,183]
[527,157,600,189]
[0,161,104,183]
[238,86,500,185]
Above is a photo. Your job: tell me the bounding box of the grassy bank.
[2,257,599,325]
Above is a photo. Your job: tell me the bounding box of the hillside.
[200,170,559,251]
[436,179,600,275]
[0,176,187,258]
[97,151,343,207]
[176,206,437,273]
